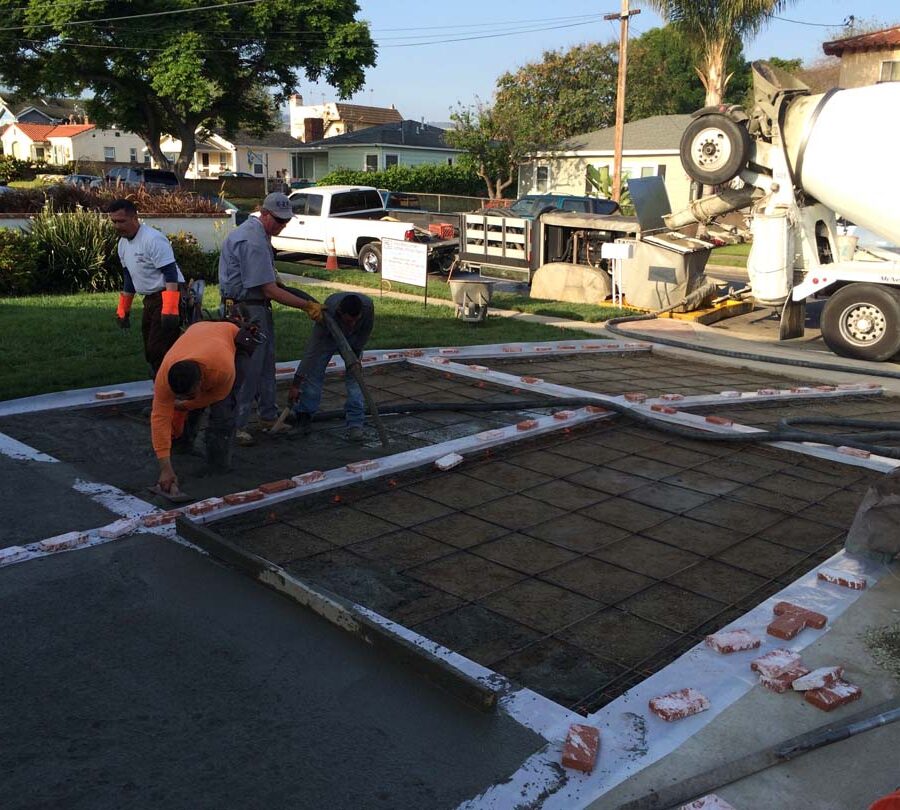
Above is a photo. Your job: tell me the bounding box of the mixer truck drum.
[680,113,751,186]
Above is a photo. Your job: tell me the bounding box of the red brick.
[142,509,181,527]
[502,346,523,353]
[624,392,647,403]
[792,666,844,691]
[767,613,805,640]
[815,385,837,392]
[520,376,543,384]
[561,723,600,774]
[680,795,738,810]
[98,518,139,538]
[649,688,710,722]
[403,349,424,358]
[757,388,779,396]
[185,498,223,516]
[439,348,460,355]
[95,390,126,400]
[837,445,870,458]
[584,343,604,350]
[660,393,684,401]
[292,470,326,486]
[38,531,87,552]
[651,404,678,414]
[467,364,489,372]
[584,405,610,414]
[516,419,539,431]
[346,460,378,473]
[558,344,577,350]
[817,568,867,590]
[719,390,742,398]
[751,649,802,678]
[705,628,761,654]
[804,680,862,711]
[535,346,552,353]
[553,410,575,421]
[705,415,734,426]
[773,601,827,630]
[275,366,295,374]
[760,663,810,692]
[222,490,264,505]
[258,479,297,494]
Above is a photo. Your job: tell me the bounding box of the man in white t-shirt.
[107,198,185,377]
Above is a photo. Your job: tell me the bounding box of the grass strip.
[1,284,596,400]
[277,261,631,323]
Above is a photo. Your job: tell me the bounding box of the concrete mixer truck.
[668,61,900,361]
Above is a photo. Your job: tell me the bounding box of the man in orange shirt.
[151,320,246,493]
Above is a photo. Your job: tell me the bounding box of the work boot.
[235,429,255,447]
[205,430,234,472]
[345,426,365,443]
[296,412,313,436]
[258,418,278,430]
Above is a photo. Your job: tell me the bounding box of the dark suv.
[509,194,619,219]
[105,167,179,190]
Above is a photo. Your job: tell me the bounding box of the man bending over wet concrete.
[151,320,248,494]
[288,292,374,442]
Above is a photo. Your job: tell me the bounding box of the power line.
[771,15,845,28]
[0,0,265,32]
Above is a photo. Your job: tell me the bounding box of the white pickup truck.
[270,185,457,274]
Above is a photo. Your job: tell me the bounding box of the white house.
[288,95,403,141]
[1,121,146,165]
[518,115,695,211]
[158,129,304,180]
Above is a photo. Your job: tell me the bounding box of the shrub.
[167,231,219,283]
[26,204,120,293]
[0,184,227,215]
[0,228,41,296]
[317,163,484,197]
[0,156,31,183]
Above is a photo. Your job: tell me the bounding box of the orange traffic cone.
[325,238,339,271]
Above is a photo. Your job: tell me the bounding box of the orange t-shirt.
[151,322,239,458]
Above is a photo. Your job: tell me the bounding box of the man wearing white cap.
[219,191,323,445]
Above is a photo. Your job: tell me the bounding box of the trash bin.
[449,279,494,323]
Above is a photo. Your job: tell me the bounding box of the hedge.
[317,163,485,197]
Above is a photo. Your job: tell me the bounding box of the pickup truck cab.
[270,185,456,273]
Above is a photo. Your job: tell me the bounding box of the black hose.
[307,396,900,459]
[606,311,900,380]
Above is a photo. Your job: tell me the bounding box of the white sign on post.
[382,238,428,288]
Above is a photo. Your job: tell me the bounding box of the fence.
[409,193,511,213]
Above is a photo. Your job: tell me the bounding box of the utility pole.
[604,0,640,202]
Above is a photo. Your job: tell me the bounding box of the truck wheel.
[821,283,900,361]
[679,114,750,186]
[358,243,382,274]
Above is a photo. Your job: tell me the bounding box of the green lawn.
[0,284,597,400]
[710,243,750,267]
[277,261,632,323]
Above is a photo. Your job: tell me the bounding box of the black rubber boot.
[205,430,234,472]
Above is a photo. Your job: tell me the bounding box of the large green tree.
[645,0,795,106]
[626,26,750,120]
[446,103,521,199]
[0,0,376,177]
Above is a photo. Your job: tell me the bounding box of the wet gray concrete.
[0,536,544,810]
[0,454,119,547]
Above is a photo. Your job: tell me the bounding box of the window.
[640,166,656,178]
[104,146,116,162]
[879,61,900,82]
[447,158,453,166]
[253,162,263,175]
[129,147,137,162]
[306,194,323,216]
[290,194,308,215]
[561,199,589,213]
[331,189,383,215]
[219,154,227,169]
[34,146,45,160]
[364,153,378,172]
[384,153,399,168]
[144,153,151,165]
[535,165,550,193]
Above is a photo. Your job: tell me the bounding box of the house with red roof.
[1,120,147,166]
[823,24,900,87]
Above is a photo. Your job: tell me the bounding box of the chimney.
[304,117,324,143]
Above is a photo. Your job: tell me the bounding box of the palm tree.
[644,0,795,106]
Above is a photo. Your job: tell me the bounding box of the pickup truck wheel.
[821,283,900,361]
[680,114,750,186]
[358,243,382,274]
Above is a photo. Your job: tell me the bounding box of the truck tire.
[679,114,751,186]
[820,283,900,362]
[358,242,382,274]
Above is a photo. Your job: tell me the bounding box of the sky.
[296,0,899,123]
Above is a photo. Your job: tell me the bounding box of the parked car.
[218,171,257,178]
[506,194,620,219]
[105,167,179,190]
[62,173,103,189]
